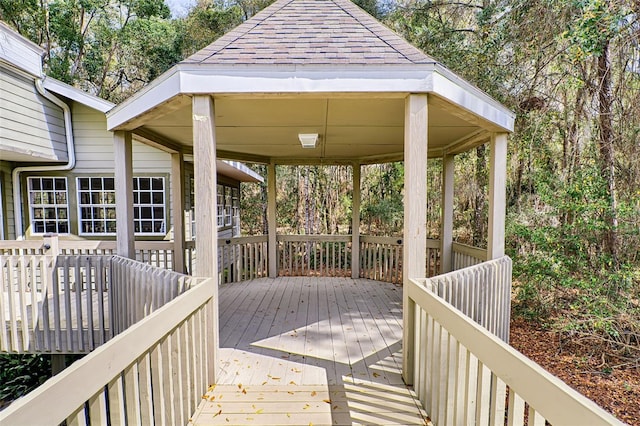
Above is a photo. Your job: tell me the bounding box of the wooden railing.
[277,234,352,277]
[359,236,440,284]
[218,235,268,284]
[452,241,487,269]
[0,239,193,273]
[1,254,199,354]
[414,256,512,342]
[0,276,216,425]
[406,258,622,425]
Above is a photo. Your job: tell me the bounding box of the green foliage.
[0,354,51,404]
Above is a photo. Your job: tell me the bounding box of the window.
[133,177,165,235]
[28,177,69,234]
[78,177,116,235]
[77,176,166,235]
[224,186,232,226]
[217,184,224,227]
[232,187,239,228]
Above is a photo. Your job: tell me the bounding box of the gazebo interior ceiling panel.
[140,95,485,162]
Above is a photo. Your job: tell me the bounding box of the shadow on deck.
[191,277,429,425]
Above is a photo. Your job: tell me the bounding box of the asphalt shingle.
[182,0,436,65]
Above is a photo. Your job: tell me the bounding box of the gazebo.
[107,0,512,383]
[0,1,625,424]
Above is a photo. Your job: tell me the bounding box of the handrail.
[406,259,622,425]
[452,241,487,269]
[0,277,216,425]
[1,254,199,353]
[277,234,352,277]
[217,235,268,284]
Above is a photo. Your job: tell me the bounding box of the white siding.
[71,103,171,173]
[0,162,15,239]
[71,102,173,238]
[0,66,67,161]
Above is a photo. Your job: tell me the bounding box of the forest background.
[1,0,639,419]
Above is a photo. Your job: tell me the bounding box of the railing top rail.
[277,234,352,242]
[0,276,215,426]
[0,241,44,249]
[218,235,268,244]
[360,235,404,245]
[407,264,623,425]
[451,241,487,260]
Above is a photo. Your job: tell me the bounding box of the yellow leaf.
[372,372,380,378]
[271,376,281,380]
[213,409,222,417]
[289,381,298,385]
[237,383,243,389]
[303,403,311,410]
[242,388,247,394]
[208,395,216,401]
[261,381,268,385]
[323,399,331,404]
[256,408,264,414]
[311,391,317,397]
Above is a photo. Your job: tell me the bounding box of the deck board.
[190,277,429,425]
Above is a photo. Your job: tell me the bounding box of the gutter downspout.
[12,77,75,239]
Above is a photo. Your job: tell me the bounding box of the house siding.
[0,162,15,239]
[0,66,67,161]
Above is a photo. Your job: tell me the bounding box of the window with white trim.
[217,184,224,227]
[76,176,166,236]
[232,187,239,228]
[28,177,69,234]
[133,177,165,235]
[78,177,116,235]
[224,186,232,226]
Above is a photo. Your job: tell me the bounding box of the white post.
[488,133,508,260]
[440,154,454,273]
[114,131,135,259]
[171,152,185,273]
[402,94,428,385]
[267,163,277,278]
[192,95,219,384]
[351,163,361,279]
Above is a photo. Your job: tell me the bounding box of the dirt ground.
[510,318,640,425]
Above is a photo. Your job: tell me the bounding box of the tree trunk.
[473,144,487,247]
[597,39,619,267]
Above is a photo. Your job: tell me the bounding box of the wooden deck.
[190,277,429,425]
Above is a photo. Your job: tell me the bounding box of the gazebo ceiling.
[107,0,515,164]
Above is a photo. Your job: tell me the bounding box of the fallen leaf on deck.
[213,409,222,417]
[372,372,380,378]
[256,409,264,414]
[237,384,243,389]
[311,391,317,397]
[208,395,216,401]
[289,381,298,385]
[323,399,331,404]
[303,403,311,410]
[242,388,247,394]
[207,384,216,392]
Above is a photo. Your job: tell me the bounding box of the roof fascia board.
[0,22,44,76]
[107,69,182,130]
[179,66,434,95]
[432,65,515,132]
[43,78,114,113]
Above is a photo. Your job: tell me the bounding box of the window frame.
[27,176,70,235]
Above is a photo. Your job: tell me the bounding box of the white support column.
[402,94,428,385]
[488,133,508,260]
[440,154,454,273]
[267,163,277,278]
[351,163,361,279]
[114,130,135,259]
[193,95,219,384]
[171,152,185,273]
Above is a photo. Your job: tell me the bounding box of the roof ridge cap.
[189,0,295,63]
[331,0,433,64]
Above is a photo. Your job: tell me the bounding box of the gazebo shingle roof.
[182,0,436,65]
